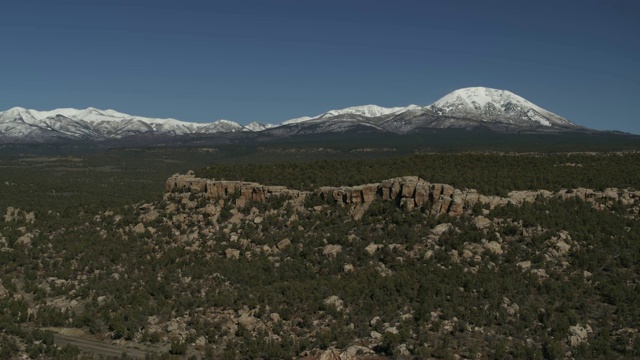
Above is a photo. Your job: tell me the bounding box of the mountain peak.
[7,106,29,113]
[430,87,576,128]
[433,87,533,110]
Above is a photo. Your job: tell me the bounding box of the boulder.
[276,238,291,251]
[140,210,159,223]
[364,243,381,255]
[343,345,374,357]
[323,244,342,258]
[484,241,503,254]
[555,240,571,255]
[16,234,33,246]
[324,295,345,311]
[225,248,240,259]
[237,312,261,331]
[318,349,341,360]
[4,207,16,222]
[132,223,146,234]
[432,223,453,236]
[516,261,532,270]
[195,336,207,346]
[473,216,492,230]
[568,324,592,347]
[24,212,36,224]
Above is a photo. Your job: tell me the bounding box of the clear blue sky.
[2,0,639,133]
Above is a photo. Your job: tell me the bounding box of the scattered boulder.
[324,295,345,311]
[237,312,262,332]
[568,324,593,347]
[484,241,503,254]
[370,331,383,341]
[276,238,291,251]
[24,212,36,224]
[225,248,240,259]
[132,223,146,234]
[323,244,342,258]
[555,240,571,255]
[397,343,411,356]
[502,297,520,316]
[4,207,16,222]
[473,216,492,230]
[318,348,341,360]
[343,264,355,273]
[140,210,159,223]
[343,345,374,357]
[516,261,532,270]
[364,243,381,255]
[195,336,207,346]
[432,223,453,236]
[16,234,33,246]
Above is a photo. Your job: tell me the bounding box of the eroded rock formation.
[165,171,306,208]
[165,172,640,218]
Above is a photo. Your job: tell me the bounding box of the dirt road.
[54,333,152,359]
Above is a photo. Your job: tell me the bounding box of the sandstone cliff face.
[165,173,479,217]
[315,176,471,217]
[165,171,306,208]
[165,172,640,218]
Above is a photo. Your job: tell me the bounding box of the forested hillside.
[0,146,639,359]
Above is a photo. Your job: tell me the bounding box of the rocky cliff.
[165,172,640,217]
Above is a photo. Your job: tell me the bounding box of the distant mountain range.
[0,87,588,143]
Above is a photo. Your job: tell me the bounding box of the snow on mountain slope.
[281,116,314,125]
[200,120,246,133]
[281,104,418,125]
[429,87,576,127]
[0,87,584,142]
[321,104,410,118]
[0,107,248,140]
[245,122,276,131]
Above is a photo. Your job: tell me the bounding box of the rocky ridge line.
[165,172,640,217]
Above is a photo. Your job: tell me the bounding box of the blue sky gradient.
[2,0,639,133]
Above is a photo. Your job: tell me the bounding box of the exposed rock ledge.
[166,172,640,217]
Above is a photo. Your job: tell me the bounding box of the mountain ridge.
[0,87,589,142]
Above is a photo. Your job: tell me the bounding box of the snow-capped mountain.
[245,122,277,132]
[0,107,247,141]
[270,87,579,135]
[0,87,585,143]
[268,88,578,136]
[281,104,419,126]
[429,87,575,127]
[320,104,412,118]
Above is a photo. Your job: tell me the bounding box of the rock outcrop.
[165,173,484,217]
[165,172,640,218]
[317,176,458,215]
[165,171,305,208]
